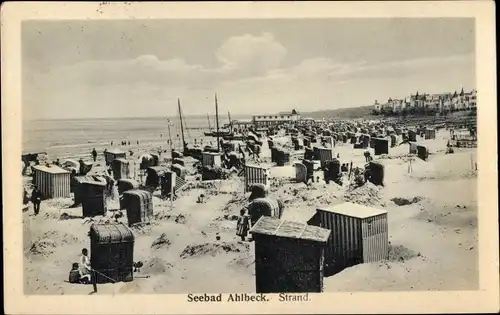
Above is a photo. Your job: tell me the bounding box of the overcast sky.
[22,18,475,120]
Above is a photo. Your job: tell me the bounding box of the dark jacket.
[31,189,42,203]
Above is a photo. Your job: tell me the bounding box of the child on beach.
[236,209,251,241]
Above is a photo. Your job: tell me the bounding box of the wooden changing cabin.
[32,165,71,199]
[312,202,389,274]
[250,217,331,293]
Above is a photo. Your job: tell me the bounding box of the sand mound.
[141,257,174,275]
[59,212,83,220]
[180,241,250,259]
[215,214,239,221]
[391,196,423,206]
[130,223,156,235]
[151,233,171,250]
[228,255,255,269]
[343,182,386,207]
[222,195,248,213]
[154,212,189,224]
[415,204,478,228]
[41,230,80,246]
[45,198,74,209]
[388,244,422,262]
[29,239,57,256]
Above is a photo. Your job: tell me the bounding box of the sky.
[22,18,475,120]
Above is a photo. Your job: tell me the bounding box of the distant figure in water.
[111,141,113,146]
[128,141,131,145]
[194,139,197,145]
[160,134,163,138]
[137,140,139,145]
[91,148,97,162]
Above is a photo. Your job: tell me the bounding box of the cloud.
[215,33,287,76]
[23,28,475,120]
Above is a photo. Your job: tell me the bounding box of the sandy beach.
[22,127,478,294]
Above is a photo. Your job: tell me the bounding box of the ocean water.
[22,115,244,161]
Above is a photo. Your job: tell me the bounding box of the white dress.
[79,255,91,280]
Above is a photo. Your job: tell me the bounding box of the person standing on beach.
[254,144,261,163]
[91,148,97,162]
[236,209,251,241]
[31,186,42,215]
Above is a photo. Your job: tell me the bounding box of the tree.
[401,107,408,118]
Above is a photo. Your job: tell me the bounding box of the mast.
[178,98,185,150]
[167,119,173,150]
[215,93,220,151]
[207,114,212,132]
[228,111,232,131]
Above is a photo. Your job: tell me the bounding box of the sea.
[22,115,249,161]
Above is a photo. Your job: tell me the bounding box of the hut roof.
[245,164,271,170]
[32,165,70,174]
[148,166,170,172]
[250,217,330,243]
[317,202,388,219]
[75,175,107,186]
[114,158,131,164]
[106,149,125,155]
[122,189,152,199]
[202,152,222,156]
[89,223,134,244]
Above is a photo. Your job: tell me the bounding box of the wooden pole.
[215,93,220,152]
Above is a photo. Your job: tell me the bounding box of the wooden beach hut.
[202,152,222,168]
[145,166,170,188]
[315,147,333,169]
[373,138,389,156]
[111,158,135,181]
[32,165,71,199]
[244,165,270,193]
[89,223,135,284]
[118,179,139,209]
[73,175,107,206]
[80,179,107,218]
[313,202,389,274]
[417,145,429,161]
[424,128,436,140]
[104,149,126,165]
[294,162,307,184]
[160,171,176,198]
[250,217,331,293]
[247,197,284,226]
[122,189,153,226]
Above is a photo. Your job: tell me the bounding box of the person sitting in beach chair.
[79,248,97,293]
